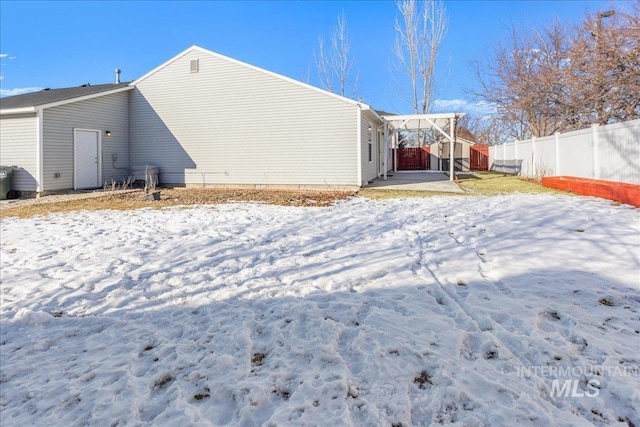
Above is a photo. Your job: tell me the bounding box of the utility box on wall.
[0,166,16,200]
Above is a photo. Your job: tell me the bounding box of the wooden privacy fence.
[488,119,640,185]
[398,147,430,170]
[470,145,489,171]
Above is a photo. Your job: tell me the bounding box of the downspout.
[356,104,362,187]
[376,128,381,178]
[36,108,44,196]
[383,120,389,180]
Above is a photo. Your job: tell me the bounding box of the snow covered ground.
[1,194,638,426]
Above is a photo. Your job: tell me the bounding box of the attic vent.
[190,59,199,73]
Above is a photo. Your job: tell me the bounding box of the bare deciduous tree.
[566,6,640,127]
[457,114,515,145]
[301,65,312,85]
[472,4,640,139]
[315,35,334,93]
[471,22,572,139]
[314,12,359,97]
[392,0,448,114]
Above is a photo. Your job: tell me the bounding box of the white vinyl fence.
[489,119,640,185]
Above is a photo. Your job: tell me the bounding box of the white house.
[0,46,385,194]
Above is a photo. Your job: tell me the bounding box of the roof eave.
[365,107,384,123]
[0,106,37,115]
[37,85,134,110]
[381,113,465,121]
[1,85,134,114]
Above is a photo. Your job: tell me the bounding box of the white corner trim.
[356,105,362,187]
[36,109,44,192]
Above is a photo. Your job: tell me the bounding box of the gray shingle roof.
[0,83,130,110]
[375,109,397,117]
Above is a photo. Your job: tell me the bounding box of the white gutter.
[0,106,37,115]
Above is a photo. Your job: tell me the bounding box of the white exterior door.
[74,129,100,189]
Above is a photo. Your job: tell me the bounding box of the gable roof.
[0,83,132,113]
[132,45,375,111]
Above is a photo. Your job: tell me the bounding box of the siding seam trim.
[356,105,362,187]
[37,109,44,192]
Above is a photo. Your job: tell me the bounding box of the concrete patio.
[365,171,465,193]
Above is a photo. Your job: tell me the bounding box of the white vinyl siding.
[130,49,359,187]
[361,111,381,184]
[0,114,38,191]
[42,92,129,190]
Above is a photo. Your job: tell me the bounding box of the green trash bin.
[0,166,15,200]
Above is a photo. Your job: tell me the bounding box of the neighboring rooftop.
[375,109,397,117]
[0,83,131,110]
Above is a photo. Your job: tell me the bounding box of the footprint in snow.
[150,372,174,392]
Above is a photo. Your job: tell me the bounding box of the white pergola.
[381,112,465,181]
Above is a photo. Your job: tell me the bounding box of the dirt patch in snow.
[0,188,355,218]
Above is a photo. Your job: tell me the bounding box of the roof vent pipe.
[115,68,121,84]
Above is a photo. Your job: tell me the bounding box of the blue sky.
[0,0,617,114]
